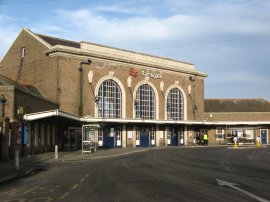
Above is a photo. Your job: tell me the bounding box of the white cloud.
[0,1,269,99]
[51,0,270,48]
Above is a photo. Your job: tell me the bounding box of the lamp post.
[1,94,7,117]
[78,59,91,116]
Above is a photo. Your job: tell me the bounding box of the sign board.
[128,131,132,139]
[23,127,28,144]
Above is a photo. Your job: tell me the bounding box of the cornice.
[45,45,207,77]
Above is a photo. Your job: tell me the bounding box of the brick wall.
[57,56,205,120]
[0,30,58,103]
[57,57,82,115]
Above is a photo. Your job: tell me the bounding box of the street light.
[1,94,7,117]
[79,59,91,116]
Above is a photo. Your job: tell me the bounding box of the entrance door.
[140,127,149,147]
[103,127,115,148]
[261,129,267,144]
[171,128,178,146]
[168,127,184,146]
[102,126,122,148]
[138,126,155,147]
[167,127,178,146]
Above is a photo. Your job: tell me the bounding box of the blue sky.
[1,0,270,100]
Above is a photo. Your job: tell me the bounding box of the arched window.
[97,79,122,118]
[167,88,183,120]
[135,84,155,119]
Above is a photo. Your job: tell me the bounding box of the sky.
[0,0,270,100]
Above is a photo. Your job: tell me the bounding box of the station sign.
[129,68,162,79]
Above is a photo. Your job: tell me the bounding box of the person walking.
[256,136,261,147]
[203,133,208,146]
[233,136,238,148]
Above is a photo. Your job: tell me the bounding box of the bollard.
[15,150,20,170]
[234,142,237,149]
[55,145,58,159]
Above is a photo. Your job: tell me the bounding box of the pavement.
[0,144,267,187]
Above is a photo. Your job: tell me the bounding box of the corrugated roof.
[37,34,80,48]
[205,99,270,112]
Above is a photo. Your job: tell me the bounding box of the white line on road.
[71,184,79,190]
[216,179,270,202]
[59,192,69,200]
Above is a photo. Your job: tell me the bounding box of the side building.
[204,99,270,145]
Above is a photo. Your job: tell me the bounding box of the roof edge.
[24,28,51,48]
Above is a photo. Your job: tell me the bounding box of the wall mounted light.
[1,94,7,117]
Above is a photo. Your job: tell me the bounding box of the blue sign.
[24,127,28,144]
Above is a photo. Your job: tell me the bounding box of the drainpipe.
[78,59,91,116]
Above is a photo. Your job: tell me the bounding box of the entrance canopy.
[23,110,270,127]
[23,109,81,126]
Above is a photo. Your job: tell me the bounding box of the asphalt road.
[0,147,270,202]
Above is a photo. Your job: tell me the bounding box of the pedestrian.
[233,136,238,145]
[203,133,208,146]
[256,136,261,147]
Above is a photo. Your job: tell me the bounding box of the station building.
[204,99,270,145]
[0,29,269,160]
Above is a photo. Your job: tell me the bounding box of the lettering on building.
[141,70,162,79]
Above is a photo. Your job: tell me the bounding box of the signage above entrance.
[129,68,162,79]
[141,70,162,79]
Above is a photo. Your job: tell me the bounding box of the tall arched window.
[135,84,155,119]
[167,88,183,120]
[97,79,122,118]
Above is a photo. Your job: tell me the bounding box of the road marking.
[29,197,53,202]
[80,178,86,182]
[216,179,270,202]
[59,192,69,200]
[71,184,79,190]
